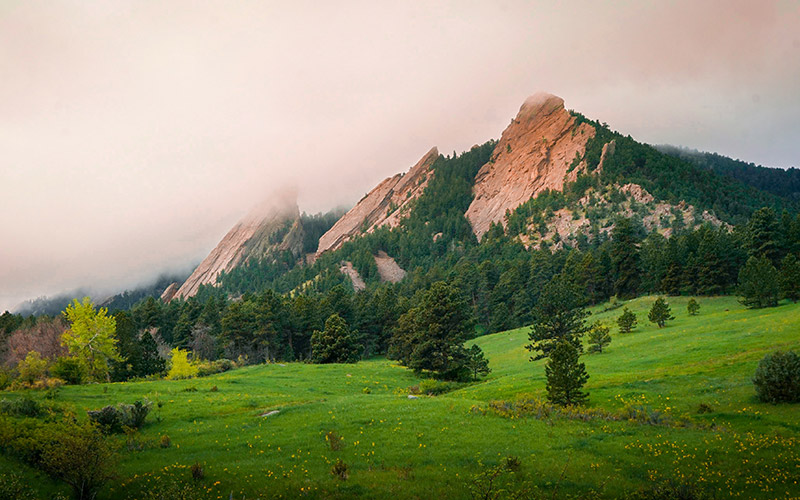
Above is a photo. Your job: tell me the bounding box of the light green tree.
[166,348,199,380]
[62,297,120,382]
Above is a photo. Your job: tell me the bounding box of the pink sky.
[1,0,799,310]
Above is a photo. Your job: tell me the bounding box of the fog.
[1,0,799,311]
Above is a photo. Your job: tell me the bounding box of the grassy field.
[2,296,799,499]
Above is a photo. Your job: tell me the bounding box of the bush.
[0,473,43,500]
[196,358,235,377]
[191,463,204,481]
[159,435,171,448]
[166,348,199,380]
[414,379,462,395]
[325,430,345,451]
[0,397,42,417]
[0,369,13,391]
[330,459,349,480]
[50,357,87,385]
[87,400,152,433]
[16,351,48,385]
[753,351,800,403]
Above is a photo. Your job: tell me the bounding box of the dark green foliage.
[780,254,800,302]
[573,112,797,225]
[648,297,674,328]
[0,473,44,500]
[687,298,700,316]
[586,322,611,353]
[87,400,152,433]
[50,357,87,385]
[616,307,637,333]
[738,256,780,308]
[466,345,491,380]
[0,397,42,418]
[745,207,781,264]
[526,274,589,360]
[545,340,589,406]
[752,351,800,403]
[392,282,474,380]
[611,218,642,298]
[657,145,800,202]
[310,314,361,364]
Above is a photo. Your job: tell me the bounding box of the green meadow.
[2,296,799,499]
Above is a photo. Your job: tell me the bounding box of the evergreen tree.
[687,298,700,316]
[526,274,589,360]
[738,256,780,308]
[779,254,800,302]
[610,218,642,299]
[745,207,780,264]
[310,314,361,364]
[648,297,674,328]
[466,345,491,381]
[616,307,637,333]
[395,282,475,380]
[110,311,142,382]
[139,329,166,376]
[586,322,612,353]
[545,340,589,406]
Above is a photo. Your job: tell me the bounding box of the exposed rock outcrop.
[160,283,180,302]
[339,261,366,291]
[316,147,439,255]
[466,92,595,239]
[373,251,406,283]
[171,192,300,300]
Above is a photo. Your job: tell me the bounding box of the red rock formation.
[316,147,439,255]
[172,192,300,300]
[465,92,595,239]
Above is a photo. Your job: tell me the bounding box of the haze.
[2,0,799,311]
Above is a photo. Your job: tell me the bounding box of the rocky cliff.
[316,147,439,255]
[465,92,595,239]
[169,192,301,300]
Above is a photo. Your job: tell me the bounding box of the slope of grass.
[2,296,799,499]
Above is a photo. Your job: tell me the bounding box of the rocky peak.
[316,147,439,255]
[465,92,596,239]
[170,191,301,301]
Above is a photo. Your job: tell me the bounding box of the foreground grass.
[2,296,799,499]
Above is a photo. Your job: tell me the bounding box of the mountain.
[466,92,595,239]
[654,145,800,201]
[168,92,798,299]
[316,147,438,255]
[166,191,303,301]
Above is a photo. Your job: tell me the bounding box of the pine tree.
[745,207,780,264]
[586,322,612,353]
[310,314,361,364]
[139,329,166,376]
[610,218,642,299]
[545,340,589,406]
[648,297,674,328]
[687,298,700,316]
[526,274,589,360]
[779,254,800,303]
[738,256,780,308]
[466,345,491,381]
[616,307,637,333]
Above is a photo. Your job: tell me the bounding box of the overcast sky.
[1,0,799,311]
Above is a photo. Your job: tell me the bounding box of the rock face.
[160,283,180,302]
[465,92,595,239]
[373,251,406,283]
[339,261,366,291]
[171,192,301,300]
[316,147,439,255]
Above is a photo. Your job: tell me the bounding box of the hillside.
[2,296,798,499]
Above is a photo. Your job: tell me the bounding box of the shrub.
[87,400,152,433]
[330,459,348,480]
[753,351,800,403]
[191,463,204,481]
[0,473,41,500]
[210,385,219,392]
[0,397,42,417]
[416,379,462,395]
[50,357,87,385]
[503,455,522,472]
[687,298,700,316]
[325,430,345,451]
[16,351,48,385]
[0,369,13,391]
[166,348,199,380]
[159,435,171,448]
[196,358,235,377]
